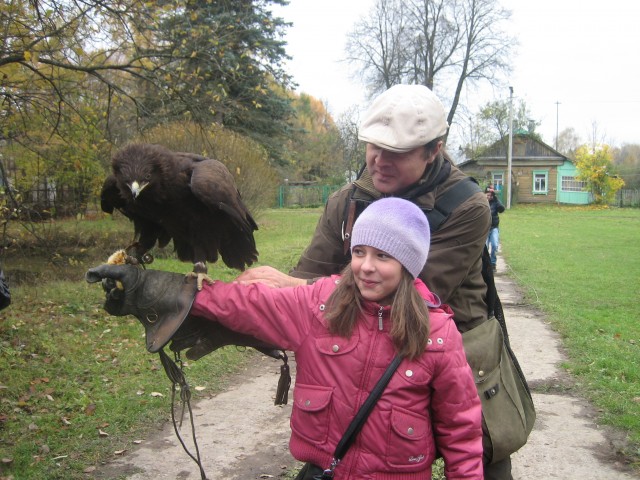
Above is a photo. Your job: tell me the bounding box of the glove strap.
[159,349,209,480]
[274,350,291,406]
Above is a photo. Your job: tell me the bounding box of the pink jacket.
[191,276,483,479]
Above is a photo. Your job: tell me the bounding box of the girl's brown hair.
[324,265,431,359]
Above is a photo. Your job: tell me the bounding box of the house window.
[533,171,548,194]
[561,176,586,192]
[491,173,504,190]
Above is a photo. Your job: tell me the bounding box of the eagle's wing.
[100,175,125,215]
[189,158,258,270]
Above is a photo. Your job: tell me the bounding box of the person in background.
[87,198,484,480]
[485,186,505,272]
[236,84,519,479]
[0,269,10,311]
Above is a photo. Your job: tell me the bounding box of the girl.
[192,197,483,479]
[89,197,483,479]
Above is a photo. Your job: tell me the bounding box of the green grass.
[500,205,640,459]
[0,208,323,480]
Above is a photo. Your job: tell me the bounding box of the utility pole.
[507,87,513,209]
[555,101,561,150]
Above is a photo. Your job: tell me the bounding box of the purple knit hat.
[350,198,430,278]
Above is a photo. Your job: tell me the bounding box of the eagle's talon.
[185,271,214,291]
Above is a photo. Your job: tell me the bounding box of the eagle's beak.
[130,181,149,199]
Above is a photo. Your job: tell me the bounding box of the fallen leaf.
[61,417,72,426]
[1,457,13,465]
[150,392,164,397]
[83,466,96,473]
[133,440,143,444]
[98,429,109,437]
[85,404,96,416]
[259,475,274,478]
[195,386,206,391]
[46,394,54,401]
[114,449,126,455]
[28,423,38,431]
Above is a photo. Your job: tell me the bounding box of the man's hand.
[234,266,307,288]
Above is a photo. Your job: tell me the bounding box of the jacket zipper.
[378,306,384,331]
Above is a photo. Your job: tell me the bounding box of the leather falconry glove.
[85,264,284,360]
[86,264,291,405]
[85,264,197,353]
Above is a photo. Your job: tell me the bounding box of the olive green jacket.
[291,155,491,332]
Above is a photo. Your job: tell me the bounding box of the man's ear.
[425,141,443,165]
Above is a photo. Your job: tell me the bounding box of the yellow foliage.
[575,144,625,204]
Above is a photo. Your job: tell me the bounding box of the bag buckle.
[315,458,339,479]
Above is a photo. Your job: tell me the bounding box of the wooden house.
[457,133,590,205]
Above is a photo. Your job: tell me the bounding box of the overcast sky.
[273,0,640,150]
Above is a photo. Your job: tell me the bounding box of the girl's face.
[351,245,403,305]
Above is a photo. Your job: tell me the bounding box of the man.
[237,84,516,479]
[485,186,506,271]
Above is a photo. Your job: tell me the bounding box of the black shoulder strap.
[321,354,403,478]
[425,177,481,233]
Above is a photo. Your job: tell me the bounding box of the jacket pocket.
[291,384,333,444]
[386,405,432,469]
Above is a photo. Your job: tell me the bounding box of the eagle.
[100,143,259,287]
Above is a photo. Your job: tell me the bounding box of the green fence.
[277,184,341,208]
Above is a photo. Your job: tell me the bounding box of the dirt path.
[93,258,639,480]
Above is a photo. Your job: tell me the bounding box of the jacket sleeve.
[290,187,351,280]
[429,321,484,479]
[190,280,318,351]
[495,198,505,213]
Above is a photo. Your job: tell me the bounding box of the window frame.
[532,170,548,195]
[560,175,586,192]
[490,171,504,190]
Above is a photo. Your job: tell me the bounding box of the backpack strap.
[425,177,481,232]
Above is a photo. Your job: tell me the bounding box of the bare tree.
[345,0,515,134]
[345,0,409,94]
[336,105,366,182]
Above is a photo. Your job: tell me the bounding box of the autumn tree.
[143,0,296,164]
[613,143,640,189]
[345,0,514,133]
[555,127,582,159]
[284,93,345,183]
[575,144,625,204]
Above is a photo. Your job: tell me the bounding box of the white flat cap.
[359,84,449,152]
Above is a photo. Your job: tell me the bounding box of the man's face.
[365,143,439,194]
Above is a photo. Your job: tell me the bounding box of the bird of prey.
[100,143,258,287]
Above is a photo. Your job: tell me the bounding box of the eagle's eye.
[145,173,151,180]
